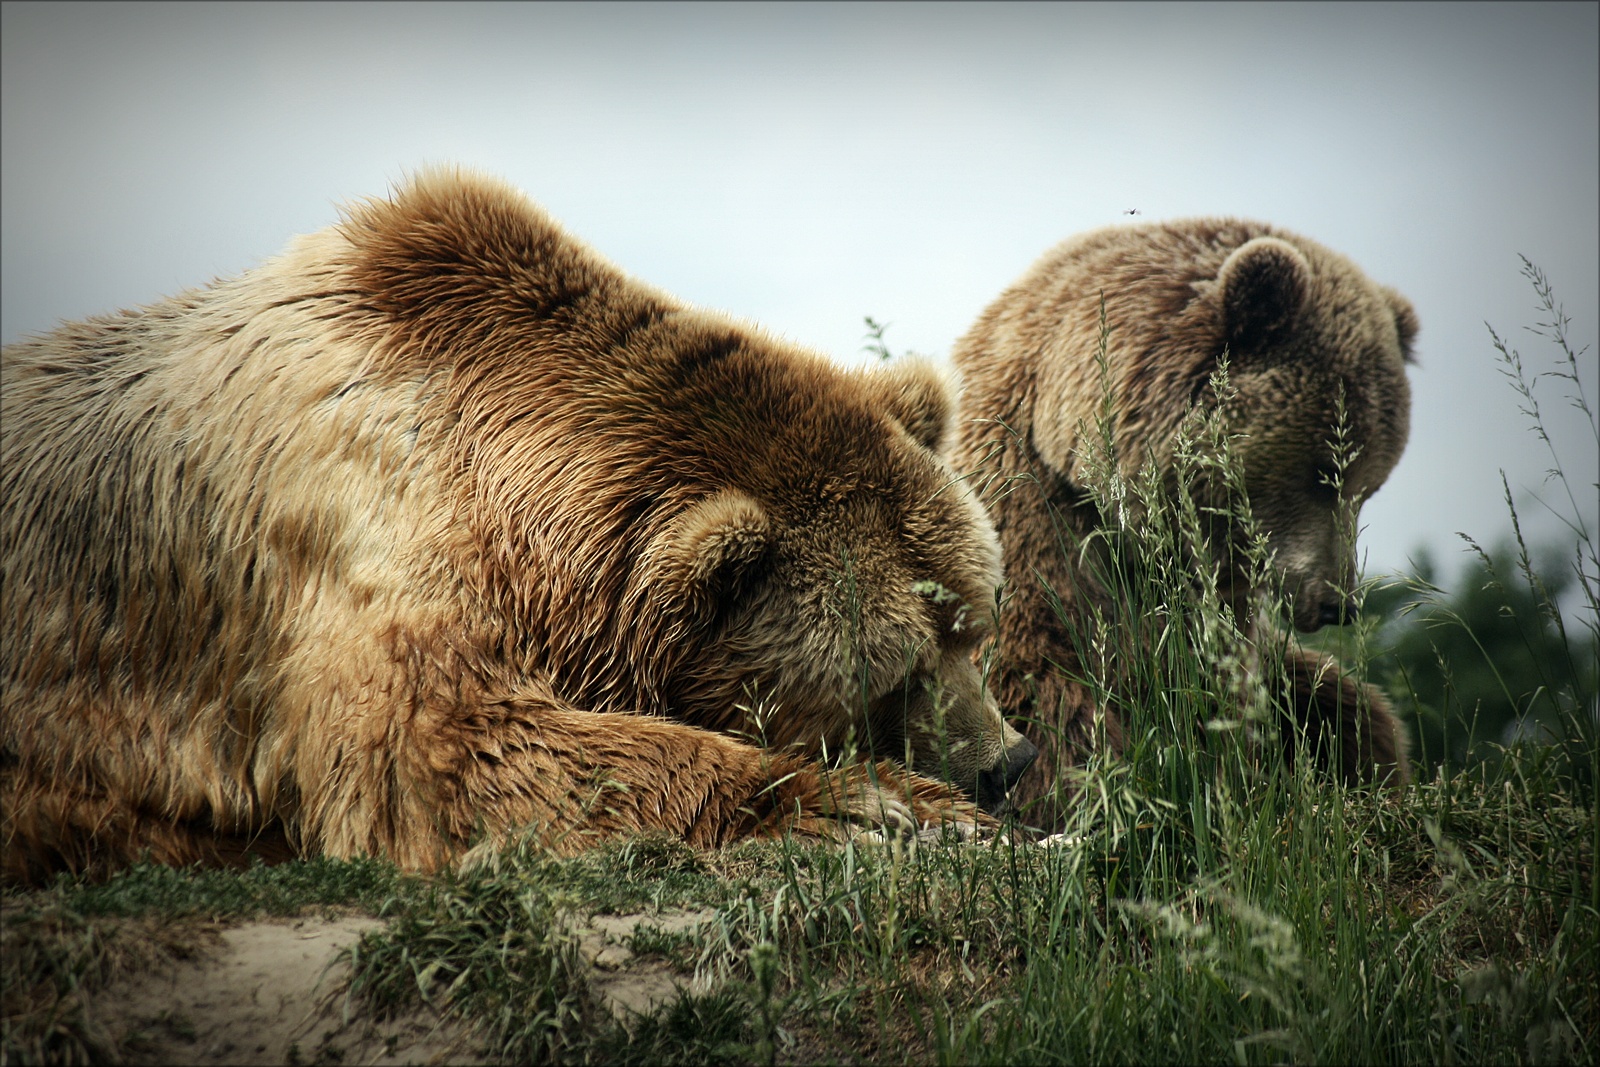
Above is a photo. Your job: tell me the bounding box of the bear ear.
[1217,236,1311,354]
[1383,286,1420,364]
[865,356,955,454]
[658,490,773,619]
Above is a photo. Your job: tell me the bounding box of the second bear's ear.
[865,356,955,454]
[1383,285,1420,364]
[1217,236,1310,353]
[657,490,773,619]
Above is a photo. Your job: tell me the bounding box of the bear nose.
[1003,734,1038,789]
[974,734,1039,815]
[1317,598,1353,628]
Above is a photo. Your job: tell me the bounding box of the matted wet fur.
[1,169,1035,882]
[953,219,1414,830]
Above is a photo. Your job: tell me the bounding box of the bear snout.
[1296,591,1354,632]
[1316,598,1355,629]
[1005,734,1040,788]
[975,733,1039,814]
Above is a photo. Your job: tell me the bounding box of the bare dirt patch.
[569,908,716,1021]
[56,907,722,1065]
[93,916,477,1066]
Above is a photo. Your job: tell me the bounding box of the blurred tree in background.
[1335,257,1598,788]
[1341,540,1597,783]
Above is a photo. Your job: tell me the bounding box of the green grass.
[3,263,1595,1065]
[5,773,1592,1065]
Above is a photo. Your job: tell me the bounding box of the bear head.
[1019,222,1415,633]
[1199,235,1416,630]
[331,169,1038,816]
[625,352,1037,813]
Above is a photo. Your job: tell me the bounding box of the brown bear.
[951,219,1414,830]
[0,168,1037,883]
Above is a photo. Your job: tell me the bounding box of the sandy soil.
[570,908,715,1020]
[93,916,475,1066]
[82,908,716,1065]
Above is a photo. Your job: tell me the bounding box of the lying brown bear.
[0,169,1036,882]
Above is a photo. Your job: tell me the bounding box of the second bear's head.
[992,220,1415,633]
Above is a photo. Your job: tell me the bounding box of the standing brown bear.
[952,219,1414,829]
[1,169,1036,883]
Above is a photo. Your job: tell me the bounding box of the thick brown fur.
[1,169,1035,883]
[952,219,1415,830]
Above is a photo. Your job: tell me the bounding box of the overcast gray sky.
[4,1,1596,593]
